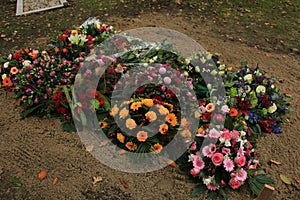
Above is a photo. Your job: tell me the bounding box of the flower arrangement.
[0,18,291,199]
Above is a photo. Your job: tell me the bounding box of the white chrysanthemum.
[68,33,88,46]
[268,103,277,113]
[2,74,7,79]
[243,74,253,83]
[256,85,266,94]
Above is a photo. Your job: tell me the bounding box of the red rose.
[211,153,224,166]
[229,179,241,189]
[57,107,67,115]
[98,97,105,106]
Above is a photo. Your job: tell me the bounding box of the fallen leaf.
[297,116,300,120]
[52,177,58,185]
[38,171,47,180]
[86,145,94,153]
[270,159,281,165]
[92,176,103,185]
[99,140,110,147]
[176,0,181,5]
[118,149,127,155]
[119,178,129,188]
[280,174,291,185]
[296,179,300,184]
[49,121,55,126]
[167,160,177,168]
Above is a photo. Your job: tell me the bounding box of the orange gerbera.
[117,133,125,143]
[145,111,157,122]
[164,103,174,111]
[110,104,119,117]
[99,121,109,128]
[158,105,169,115]
[142,99,153,107]
[166,113,178,126]
[151,143,163,154]
[125,118,137,130]
[205,103,215,112]
[10,67,19,75]
[119,108,129,119]
[2,77,13,87]
[137,131,148,142]
[229,108,238,117]
[130,102,142,111]
[125,141,137,151]
[159,124,168,134]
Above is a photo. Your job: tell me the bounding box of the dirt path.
[0,13,299,200]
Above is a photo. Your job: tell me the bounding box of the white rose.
[22,60,31,67]
[2,74,7,79]
[243,74,253,83]
[268,103,277,113]
[3,62,9,68]
[256,85,266,94]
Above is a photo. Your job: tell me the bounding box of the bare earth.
[0,13,300,200]
[23,0,62,12]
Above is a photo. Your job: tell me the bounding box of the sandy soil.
[0,13,299,200]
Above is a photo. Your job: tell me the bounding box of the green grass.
[0,0,299,57]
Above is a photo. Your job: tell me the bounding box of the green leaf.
[98,93,111,110]
[190,184,206,198]
[206,190,218,200]
[20,103,45,118]
[250,91,258,108]
[10,178,22,187]
[255,175,275,184]
[219,188,228,200]
[280,174,291,185]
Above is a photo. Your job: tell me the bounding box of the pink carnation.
[209,128,221,138]
[222,147,231,155]
[231,130,240,140]
[207,183,218,191]
[190,167,201,177]
[223,158,235,172]
[221,129,232,140]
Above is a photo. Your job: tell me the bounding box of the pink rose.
[212,153,224,166]
[229,178,241,189]
[190,168,201,177]
[235,156,246,167]
[231,130,240,140]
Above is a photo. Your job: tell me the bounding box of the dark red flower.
[259,118,276,133]
[261,95,272,106]
[234,97,252,116]
[57,107,67,115]
[202,112,211,120]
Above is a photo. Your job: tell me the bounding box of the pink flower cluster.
[189,128,260,190]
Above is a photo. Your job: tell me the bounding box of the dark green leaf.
[219,188,228,200]
[190,184,206,198]
[206,190,218,200]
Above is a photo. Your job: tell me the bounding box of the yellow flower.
[137,131,148,142]
[151,143,163,154]
[159,124,168,134]
[125,141,137,151]
[126,118,137,130]
[197,127,204,134]
[158,105,169,115]
[110,104,119,117]
[142,99,154,107]
[99,121,109,129]
[268,103,277,113]
[117,133,125,143]
[166,113,178,126]
[164,103,174,111]
[119,108,129,119]
[71,30,78,35]
[145,111,157,122]
[130,102,142,111]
